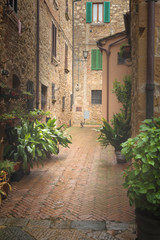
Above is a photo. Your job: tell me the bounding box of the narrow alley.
[0,126,136,240]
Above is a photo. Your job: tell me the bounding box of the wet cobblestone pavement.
[0,126,136,239]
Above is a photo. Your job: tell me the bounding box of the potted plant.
[121,118,160,239]
[0,169,12,201]
[97,75,131,163]
[97,114,131,163]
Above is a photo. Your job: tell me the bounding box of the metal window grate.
[91,90,102,104]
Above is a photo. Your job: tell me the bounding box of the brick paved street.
[0,126,136,239]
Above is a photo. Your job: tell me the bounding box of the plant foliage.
[97,75,131,151]
[3,118,71,173]
[122,118,160,218]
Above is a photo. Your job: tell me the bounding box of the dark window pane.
[91,90,102,104]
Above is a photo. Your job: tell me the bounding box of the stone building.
[0,0,73,126]
[73,0,129,125]
[130,0,160,135]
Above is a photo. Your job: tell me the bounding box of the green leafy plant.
[0,160,14,177]
[122,118,160,218]
[97,76,131,152]
[97,114,131,151]
[4,118,72,173]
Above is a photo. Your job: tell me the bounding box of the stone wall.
[0,0,37,92]
[131,0,160,136]
[73,0,129,125]
[39,0,73,126]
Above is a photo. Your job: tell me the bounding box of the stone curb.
[0,218,136,240]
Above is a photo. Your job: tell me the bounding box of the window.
[12,74,20,89]
[70,94,73,110]
[8,0,17,13]
[86,2,110,23]
[65,43,69,73]
[52,23,57,58]
[91,49,102,70]
[52,83,55,100]
[62,96,65,111]
[91,90,102,104]
[65,0,69,20]
[27,80,34,111]
[41,84,47,110]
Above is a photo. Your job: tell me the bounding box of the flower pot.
[115,151,126,163]
[136,208,160,240]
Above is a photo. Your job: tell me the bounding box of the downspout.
[72,0,81,106]
[146,0,156,119]
[97,36,127,122]
[36,0,40,109]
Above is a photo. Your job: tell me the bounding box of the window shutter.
[104,2,110,23]
[86,2,92,23]
[97,50,102,70]
[91,49,97,70]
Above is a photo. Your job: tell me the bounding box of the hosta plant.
[121,118,160,218]
[4,118,71,173]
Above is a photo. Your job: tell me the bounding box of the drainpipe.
[36,0,40,109]
[97,36,127,122]
[146,0,156,119]
[72,0,81,106]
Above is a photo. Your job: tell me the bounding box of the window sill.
[51,56,59,66]
[90,22,105,26]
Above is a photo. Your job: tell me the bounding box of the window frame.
[91,90,102,105]
[93,3,103,23]
[86,1,110,23]
[52,23,57,58]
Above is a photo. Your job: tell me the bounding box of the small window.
[52,23,57,58]
[12,74,20,89]
[65,0,69,20]
[86,2,110,23]
[91,49,102,70]
[41,84,47,110]
[8,0,17,13]
[70,94,73,110]
[52,83,55,100]
[27,80,34,111]
[65,43,69,73]
[91,90,102,104]
[62,96,65,111]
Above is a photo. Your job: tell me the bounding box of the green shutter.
[91,49,97,70]
[86,2,92,23]
[97,50,102,70]
[91,49,102,70]
[104,2,110,23]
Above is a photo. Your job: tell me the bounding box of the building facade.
[130,0,160,135]
[0,0,73,127]
[73,0,129,125]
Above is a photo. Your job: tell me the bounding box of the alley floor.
[0,126,136,240]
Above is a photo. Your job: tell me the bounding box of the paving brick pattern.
[0,126,135,223]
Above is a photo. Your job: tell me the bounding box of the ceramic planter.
[136,208,160,240]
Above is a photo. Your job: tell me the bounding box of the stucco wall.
[101,37,131,122]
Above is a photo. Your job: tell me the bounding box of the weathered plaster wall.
[131,0,160,136]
